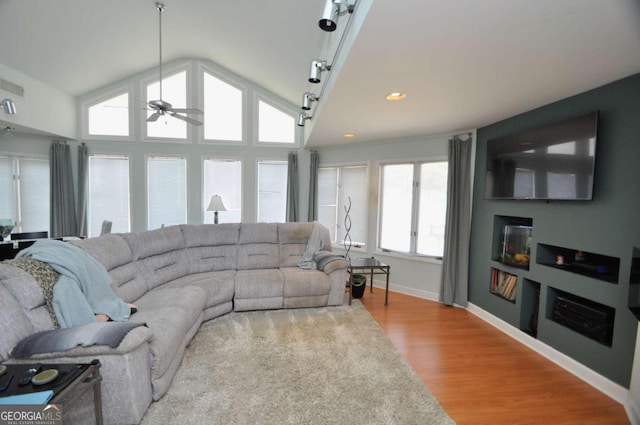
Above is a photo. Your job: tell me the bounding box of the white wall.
[0,64,76,139]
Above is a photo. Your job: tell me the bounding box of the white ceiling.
[1,0,639,147]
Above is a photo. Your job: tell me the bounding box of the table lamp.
[206,195,227,224]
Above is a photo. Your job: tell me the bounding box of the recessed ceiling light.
[344,133,356,138]
[385,92,406,101]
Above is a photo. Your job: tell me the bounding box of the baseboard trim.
[466,302,628,405]
[625,393,640,425]
[369,278,440,303]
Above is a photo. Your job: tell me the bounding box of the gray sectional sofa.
[0,222,348,424]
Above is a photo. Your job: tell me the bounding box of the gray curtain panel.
[286,151,299,222]
[440,135,473,306]
[307,150,319,221]
[76,143,88,237]
[50,141,77,238]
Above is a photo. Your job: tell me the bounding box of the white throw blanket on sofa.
[17,239,130,328]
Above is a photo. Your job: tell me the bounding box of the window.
[203,159,242,223]
[88,92,129,136]
[318,165,368,248]
[88,155,130,237]
[379,160,448,257]
[257,160,287,222]
[147,156,187,229]
[0,155,50,233]
[203,71,243,141]
[258,100,295,144]
[146,70,187,139]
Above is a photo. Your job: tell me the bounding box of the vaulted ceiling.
[1,0,639,147]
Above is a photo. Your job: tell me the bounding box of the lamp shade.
[206,195,227,212]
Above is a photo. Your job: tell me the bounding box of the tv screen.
[485,111,598,200]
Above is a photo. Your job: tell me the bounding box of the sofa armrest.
[313,251,348,275]
[8,326,153,361]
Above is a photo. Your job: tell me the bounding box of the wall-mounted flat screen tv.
[485,111,598,200]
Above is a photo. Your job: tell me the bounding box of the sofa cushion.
[281,267,331,297]
[185,245,238,273]
[73,234,148,302]
[239,223,278,244]
[181,223,240,247]
[0,265,54,332]
[131,286,206,385]
[121,226,186,261]
[235,269,284,299]
[167,270,235,310]
[237,243,280,270]
[237,223,279,270]
[278,222,315,267]
[137,250,190,290]
[0,283,35,362]
[71,234,132,270]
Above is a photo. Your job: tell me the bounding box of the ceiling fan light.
[319,0,341,32]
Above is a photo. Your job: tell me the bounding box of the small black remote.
[17,363,42,386]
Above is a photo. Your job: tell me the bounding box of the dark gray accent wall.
[469,73,640,387]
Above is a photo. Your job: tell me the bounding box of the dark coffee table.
[348,257,390,306]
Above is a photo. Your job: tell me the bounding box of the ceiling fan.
[147,2,203,126]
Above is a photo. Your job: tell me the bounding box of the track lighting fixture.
[0,98,17,115]
[318,0,354,32]
[301,92,319,110]
[297,112,311,127]
[309,59,331,83]
[319,0,341,32]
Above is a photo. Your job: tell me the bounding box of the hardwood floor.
[359,289,630,425]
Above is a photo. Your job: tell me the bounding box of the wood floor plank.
[359,289,630,425]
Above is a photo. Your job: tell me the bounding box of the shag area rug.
[140,300,455,424]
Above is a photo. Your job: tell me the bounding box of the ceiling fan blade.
[147,112,161,122]
[169,111,203,126]
[170,107,204,115]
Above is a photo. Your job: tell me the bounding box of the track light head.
[301,92,319,110]
[319,0,341,32]
[297,112,311,127]
[309,59,330,83]
[0,99,17,115]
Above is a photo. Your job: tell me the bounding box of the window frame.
[318,162,370,252]
[198,63,247,145]
[80,84,135,142]
[253,93,299,147]
[87,153,132,237]
[141,62,194,143]
[0,153,50,234]
[377,157,448,261]
[256,158,289,223]
[202,156,243,224]
[145,155,189,230]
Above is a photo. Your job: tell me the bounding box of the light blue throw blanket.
[17,239,130,328]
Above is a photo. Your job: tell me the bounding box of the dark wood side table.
[348,257,391,306]
[0,359,103,424]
